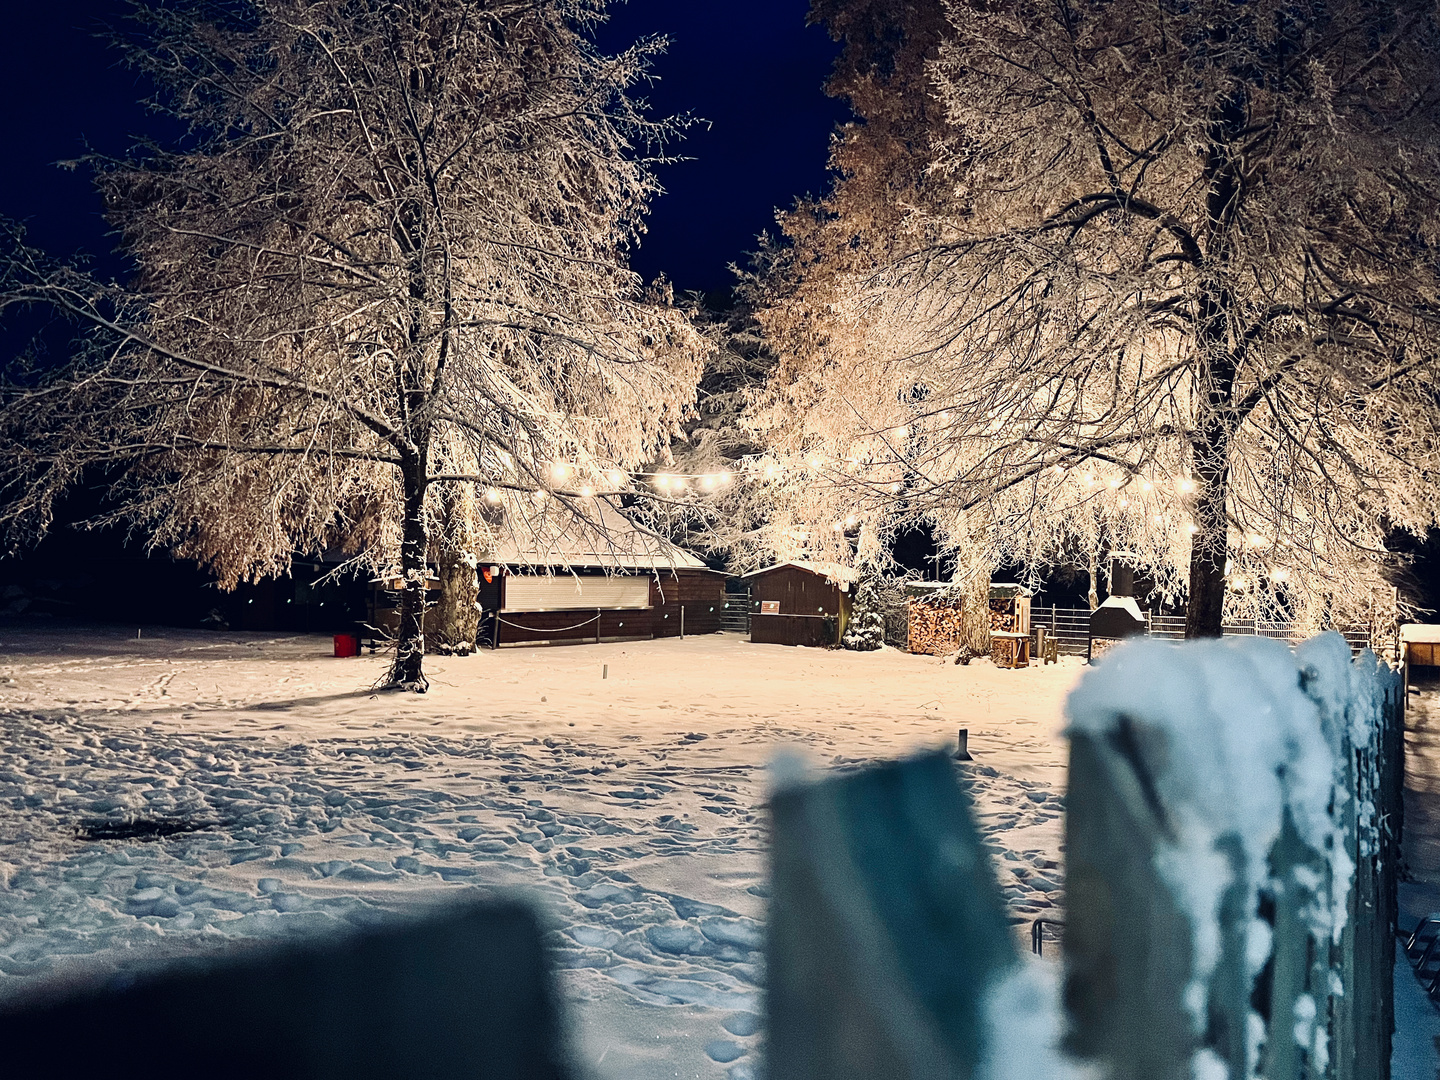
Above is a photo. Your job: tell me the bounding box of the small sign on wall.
[760,600,780,615]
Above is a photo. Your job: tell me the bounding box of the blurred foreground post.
[766,751,1020,1080]
[0,900,569,1079]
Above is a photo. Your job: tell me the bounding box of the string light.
[607,470,624,487]
[484,487,501,504]
[550,463,570,482]
[1177,477,1196,494]
[845,515,858,528]
[1141,480,1153,492]
[1108,476,1124,489]
[578,485,594,498]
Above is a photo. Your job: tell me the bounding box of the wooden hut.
[742,562,856,648]
[485,500,723,647]
[366,500,723,648]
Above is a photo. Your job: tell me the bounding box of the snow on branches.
[0,0,705,686]
[746,0,1440,635]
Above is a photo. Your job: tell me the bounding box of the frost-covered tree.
[842,573,885,650]
[0,0,704,687]
[752,0,1440,637]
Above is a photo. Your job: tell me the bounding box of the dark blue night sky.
[0,1,850,296]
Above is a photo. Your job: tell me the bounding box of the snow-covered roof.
[1400,623,1440,644]
[740,561,860,586]
[486,499,710,572]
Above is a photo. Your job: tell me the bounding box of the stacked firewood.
[989,598,1022,632]
[907,597,966,656]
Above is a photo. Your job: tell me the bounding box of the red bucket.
[333,633,359,658]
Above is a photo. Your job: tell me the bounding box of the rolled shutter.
[503,575,651,611]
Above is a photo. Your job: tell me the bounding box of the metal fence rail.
[1029,606,1092,655]
[720,592,751,634]
[1034,605,1376,655]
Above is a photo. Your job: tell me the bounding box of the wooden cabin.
[483,500,724,647]
[742,562,855,648]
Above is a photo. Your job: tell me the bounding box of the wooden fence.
[768,632,1404,1080]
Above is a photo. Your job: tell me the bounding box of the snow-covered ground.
[0,626,1078,1080]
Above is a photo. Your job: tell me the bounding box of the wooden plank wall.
[752,614,837,648]
[496,607,652,645]
[650,570,725,637]
[748,566,846,619]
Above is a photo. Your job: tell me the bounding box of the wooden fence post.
[767,752,1018,1080]
[1065,635,1398,1080]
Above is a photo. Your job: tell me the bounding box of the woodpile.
[907,596,966,656]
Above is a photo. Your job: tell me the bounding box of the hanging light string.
[484,456,1298,586]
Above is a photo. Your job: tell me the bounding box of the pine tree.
[843,575,885,651]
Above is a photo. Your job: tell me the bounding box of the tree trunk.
[432,556,479,654]
[430,484,479,654]
[958,561,992,658]
[1185,432,1231,639]
[390,457,430,689]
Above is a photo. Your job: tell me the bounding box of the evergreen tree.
[843,575,885,651]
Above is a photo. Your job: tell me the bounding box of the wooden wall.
[496,606,651,646]
[752,614,837,648]
[650,570,726,637]
[747,565,850,647]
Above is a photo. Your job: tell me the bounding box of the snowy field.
[0,625,1079,1079]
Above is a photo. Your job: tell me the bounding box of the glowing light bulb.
[579,485,594,498]
[764,463,781,479]
[893,426,908,439]
[809,457,823,470]
[1186,523,1198,534]
[1178,478,1196,494]
[1231,574,1247,589]
[672,477,688,491]
[1118,497,1129,508]
[700,474,716,491]
[1153,514,1164,523]
[718,471,733,485]
[484,487,502,504]
[1141,480,1153,492]
[551,463,570,481]
[845,516,858,528]
[1109,476,1123,489]
[654,474,671,491]
[890,482,903,493]
[833,521,844,532]
[1271,568,1289,583]
[607,470,624,487]
[1084,473,1097,487]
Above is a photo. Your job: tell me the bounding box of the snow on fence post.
[765,751,1079,1080]
[1063,634,1400,1080]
